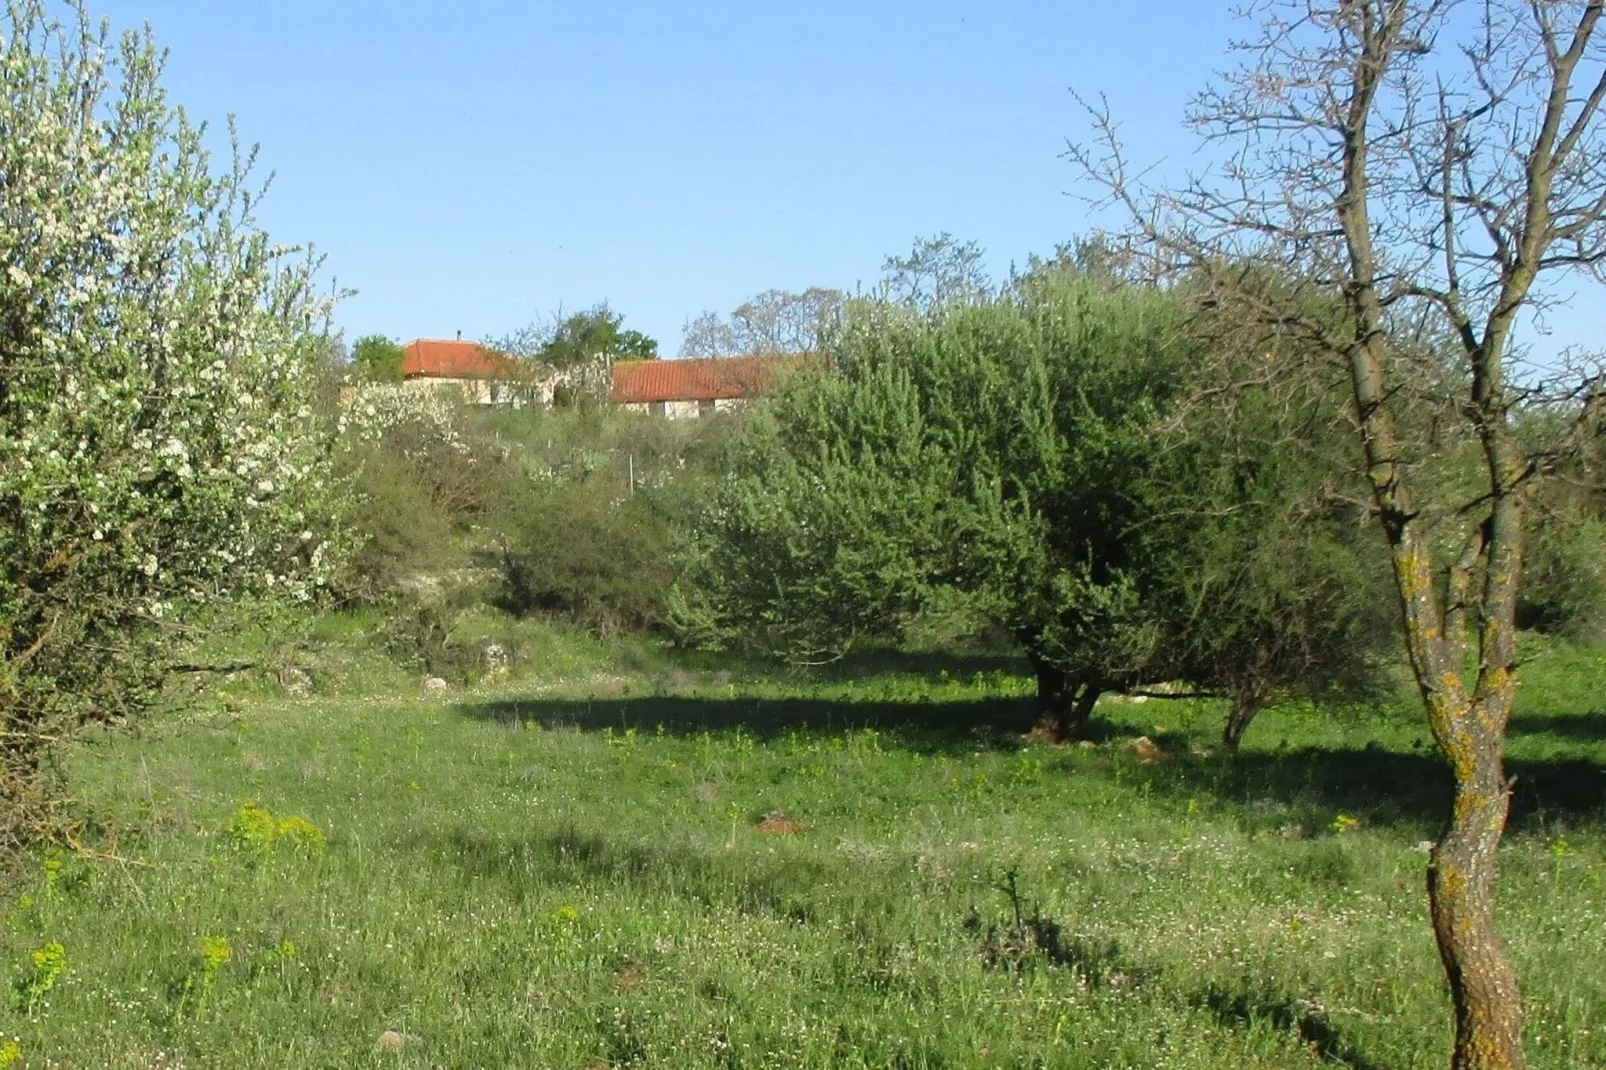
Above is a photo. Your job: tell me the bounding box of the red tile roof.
[610,355,815,404]
[401,338,515,380]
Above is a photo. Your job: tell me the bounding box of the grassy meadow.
[1,625,1602,1068]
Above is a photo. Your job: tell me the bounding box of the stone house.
[609,354,813,417]
[400,338,547,405]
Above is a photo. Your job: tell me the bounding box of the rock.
[755,810,802,835]
[482,643,508,677]
[277,665,314,695]
[376,1030,421,1051]
[422,676,448,693]
[1077,740,1097,750]
[1129,735,1162,763]
[1129,694,1149,704]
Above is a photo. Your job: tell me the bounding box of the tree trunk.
[1028,657,1100,742]
[1221,692,1263,750]
[1428,705,1525,1070]
[1063,679,1102,742]
[1029,656,1074,740]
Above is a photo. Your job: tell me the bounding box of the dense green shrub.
[337,449,463,603]
[332,387,509,604]
[1521,499,1606,644]
[1137,295,1399,746]
[674,276,1193,735]
[489,407,734,635]
[493,479,681,634]
[331,393,735,640]
[351,334,406,383]
[675,271,1396,742]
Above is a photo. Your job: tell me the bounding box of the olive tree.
[678,276,1194,738]
[1070,1,1606,1063]
[0,1,347,843]
[677,266,1396,745]
[1139,333,1398,747]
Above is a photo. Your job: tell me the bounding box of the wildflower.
[199,936,232,972]
[20,942,67,1014]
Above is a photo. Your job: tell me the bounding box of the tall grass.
[1,637,1600,1067]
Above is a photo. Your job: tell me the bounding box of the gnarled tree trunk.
[1027,655,1102,741]
[1221,691,1265,750]
[1428,697,1524,1070]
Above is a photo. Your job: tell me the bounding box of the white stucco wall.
[401,376,552,406]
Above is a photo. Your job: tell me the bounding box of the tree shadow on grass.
[414,823,863,929]
[1128,742,1605,831]
[422,819,1390,1069]
[662,645,1029,685]
[453,694,1605,828]
[1509,710,1606,741]
[455,693,1042,755]
[1196,986,1387,1070]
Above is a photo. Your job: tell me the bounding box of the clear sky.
[92,1,1599,359]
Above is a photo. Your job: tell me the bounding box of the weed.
[225,804,326,858]
[16,941,65,1016]
[174,936,232,1016]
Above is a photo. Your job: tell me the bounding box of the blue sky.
[93,1,1599,359]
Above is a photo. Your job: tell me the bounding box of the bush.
[674,269,1396,744]
[1521,503,1606,644]
[351,335,406,383]
[484,406,734,635]
[494,477,681,635]
[332,386,508,603]
[333,390,737,643]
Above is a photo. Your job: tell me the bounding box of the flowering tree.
[0,1,347,843]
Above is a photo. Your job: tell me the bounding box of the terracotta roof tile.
[610,355,815,404]
[401,338,515,379]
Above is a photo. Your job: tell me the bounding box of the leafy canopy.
[677,267,1394,741]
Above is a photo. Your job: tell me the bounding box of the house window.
[698,398,715,417]
[649,401,666,416]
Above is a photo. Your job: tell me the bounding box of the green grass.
[2,633,1602,1067]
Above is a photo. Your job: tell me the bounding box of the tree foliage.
[880,233,992,312]
[0,1,347,843]
[677,270,1393,740]
[351,334,405,383]
[490,406,736,635]
[1069,1,1606,1062]
[537,305,657,369]
[493,303,656,407]
[1137,292,1398,745]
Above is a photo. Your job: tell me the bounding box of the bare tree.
[880,232,992,311]
[679,287,843,357]
[678,309,739,358]
[1070,2,1606,1067]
